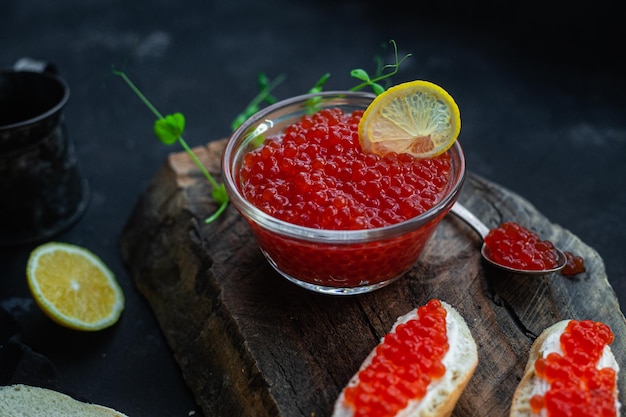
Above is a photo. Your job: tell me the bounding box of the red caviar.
[530,320,617,417]
[562,251,586,276]
[237,107,459,289]
[240,108,452,230]
[484,222,559,271]
[343,299,449,417]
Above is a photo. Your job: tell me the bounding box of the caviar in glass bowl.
[222,91,466,295]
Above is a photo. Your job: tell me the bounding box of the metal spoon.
[449,201,567,275]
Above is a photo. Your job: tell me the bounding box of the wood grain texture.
[119,139,626,417]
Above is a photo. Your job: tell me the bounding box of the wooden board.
[119,139,626,417]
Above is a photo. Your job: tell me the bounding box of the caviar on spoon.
[449,202,567,275]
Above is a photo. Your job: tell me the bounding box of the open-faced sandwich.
[332,299,478,417]
[510,319,620,416]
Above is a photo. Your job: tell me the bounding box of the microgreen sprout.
[309,73,331,94]
[349,40,411,95]
[234,40,410,130]
[304,72,331,110]
[235,40,411,124]
[301,40,411,99]
[231,72,286,131]
[299,40,410,113]
[112,69,228,224]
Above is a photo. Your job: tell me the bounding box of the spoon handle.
[449,202,491,240]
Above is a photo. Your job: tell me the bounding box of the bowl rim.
[222,90,467,244]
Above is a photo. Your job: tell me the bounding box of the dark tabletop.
[1,1,625,416]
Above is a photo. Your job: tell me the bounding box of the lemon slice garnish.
[27,242,124,331]
[359,80,461,158]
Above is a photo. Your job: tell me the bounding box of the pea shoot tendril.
[112,69,228,224]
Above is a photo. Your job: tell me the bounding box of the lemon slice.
[27,242,124,331]
[359,80,461,158]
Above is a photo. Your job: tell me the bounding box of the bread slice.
[509,319,620,417]
[0,384,129,416]
[332,300,478,417]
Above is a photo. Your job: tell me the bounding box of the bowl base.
[268,263,403,295]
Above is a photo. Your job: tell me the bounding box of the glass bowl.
[222,91,466,295]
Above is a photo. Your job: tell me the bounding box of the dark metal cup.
[0,58,89,246]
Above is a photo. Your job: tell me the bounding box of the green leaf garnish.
[349,69,370,82]
[231,72,286,131]
[206,184,229,222]
[235,40,411,134]
[112,68,229,224]
[349,40,411,95]
[308,73,331,94]
[154,113,185,145]
[304,73,331,112]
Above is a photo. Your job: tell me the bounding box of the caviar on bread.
[510,320,621,417]
[332,299,478,417]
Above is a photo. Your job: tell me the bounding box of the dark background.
[1,1,625,416]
